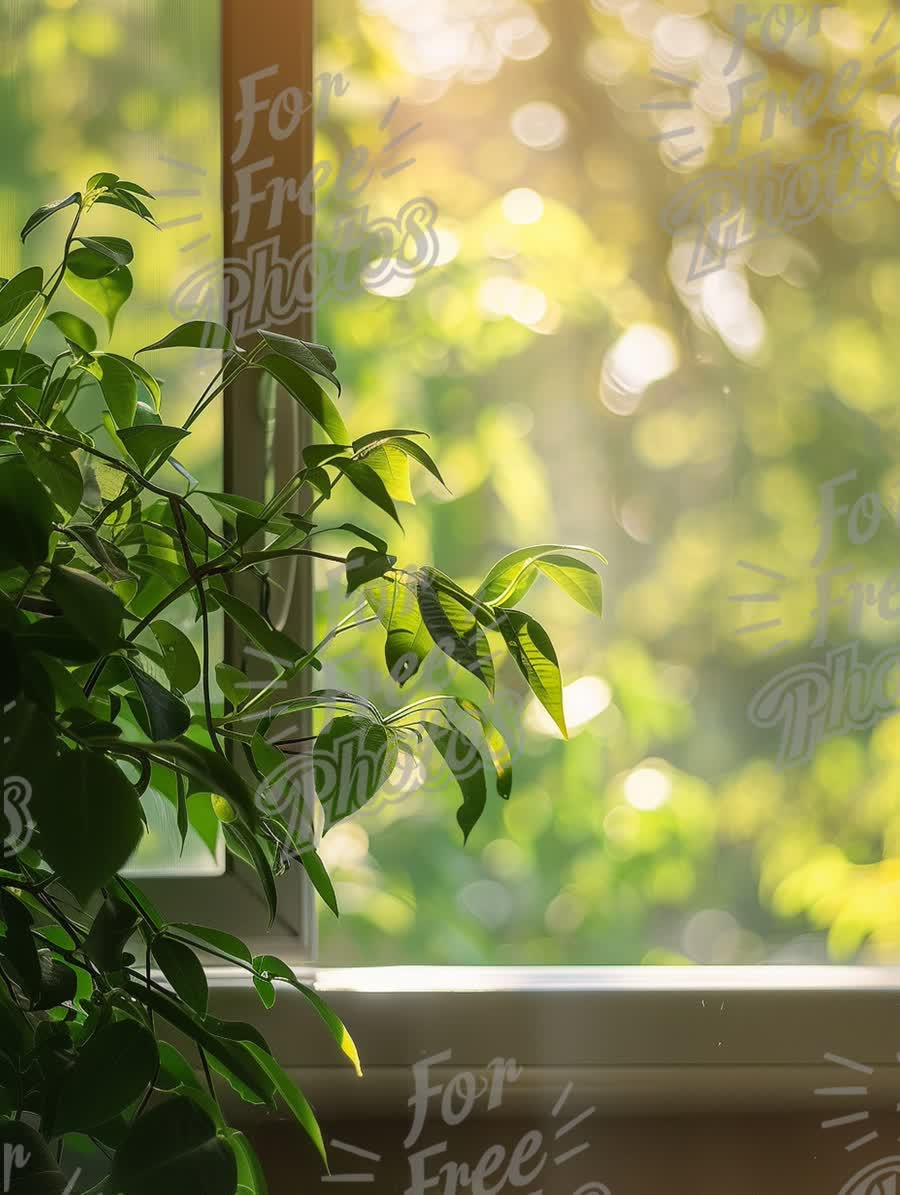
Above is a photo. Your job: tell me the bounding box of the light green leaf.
[364,574,432,686]
[476,543,607,606]
[535,553,604,615]
[454,697,513,800]
[496,609,567,738]
[65,263,133,335]
[47,310,97,353]
[258,352,347,443]
[358,443,413,503]
[243,1044,327,1168]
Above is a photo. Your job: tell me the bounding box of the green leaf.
[357,443,413,503]
[253,955,361,1077]
[364,574,432,686]
[258,352,347,443]
[496,609,567,737]
[534,553,604,615]
[424,721,488,842]
[0,457,54,569]
[94,186,157,226]
[416,569,494,693]
[47,309,97,353]
[65,523,132,580]
[224,1129,269,1195]
[144,740,259,832]
[258,329,341,394]
[295,842,339,917]
[0,1120,68,1194]
[54,1018,158,1133]
[95,352,138,428]
[0,268,43,328]
[82,896,139,971]
[16,438,83,518]
[111,1095,238,1195]
[333,459,401,526]
[20,192,80,241]
[454,697,513,799]
[227,821,278,927]
[152,620,201,693]
[216,663,251,708]
[118,424,189,472]
[244,1044,327,1168]
[33,950,77,1010]
[213,589,306,666]
[102,352,162,410]
[86,171,120,191]
[313,716,397,828]
[0,892,41,1000]
[137,321,236,354]
[45,564,124,653]
[170,924,252,967]
[152,937,209,1017]
[65,264,133,335]
[71,234,134,270]
[345,547,395,595]
[476,543,607,606]
[126,661,192,741]
[33,751,143,903]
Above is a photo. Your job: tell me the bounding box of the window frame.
[141,0,316,962]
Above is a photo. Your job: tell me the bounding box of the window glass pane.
[315,1,900,964]
[2,0,224,877]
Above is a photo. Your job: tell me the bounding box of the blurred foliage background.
[4,0,900,964]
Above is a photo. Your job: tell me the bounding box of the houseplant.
[0,175,604,1194]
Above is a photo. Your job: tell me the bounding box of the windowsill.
[203,966,900,1119]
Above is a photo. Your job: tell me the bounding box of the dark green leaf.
[64,264,133,335]
[144,740,259,832]
[227,822,278,927]
[224,1129,269,1195]
[258,330,341,394]
[126,661,191,741]
[152,937,209,1017]
[83,896,139,971]
[345,547,395,595]
[111,1095,237,1195]
[72,234,133,268]
[253,955,361,1076]
[244,1044,327,1167]
[0,1120,68,1194]
[213,589,306,666]
[20,193,79,241]
[152,620,201,693]
[0,891,40,1000]
[95,352,138,428]
[16,438,82,518]
[170,924,252,967]
[102,352,161,410]
[0,457,54,569]
[65,523,132,580]
[54,1018,157,1133]
[416,569,494,693]
[32,951,77,1010]
[424,721,487,842]
[33,750,144,903]
[118,424,189,472]
[45,565,124,653]
[137,321,236,354]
